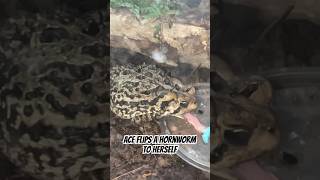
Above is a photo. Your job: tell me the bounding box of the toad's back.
[110,64,197,123]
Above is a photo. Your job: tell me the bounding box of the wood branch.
[110,9,210,68]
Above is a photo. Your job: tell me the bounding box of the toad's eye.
[180,101,189,108]
[174,84,180,90]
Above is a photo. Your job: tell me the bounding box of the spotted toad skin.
[110,64,197,124]
[0,18,108,179]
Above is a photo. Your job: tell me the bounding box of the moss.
[110,0,178,20]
